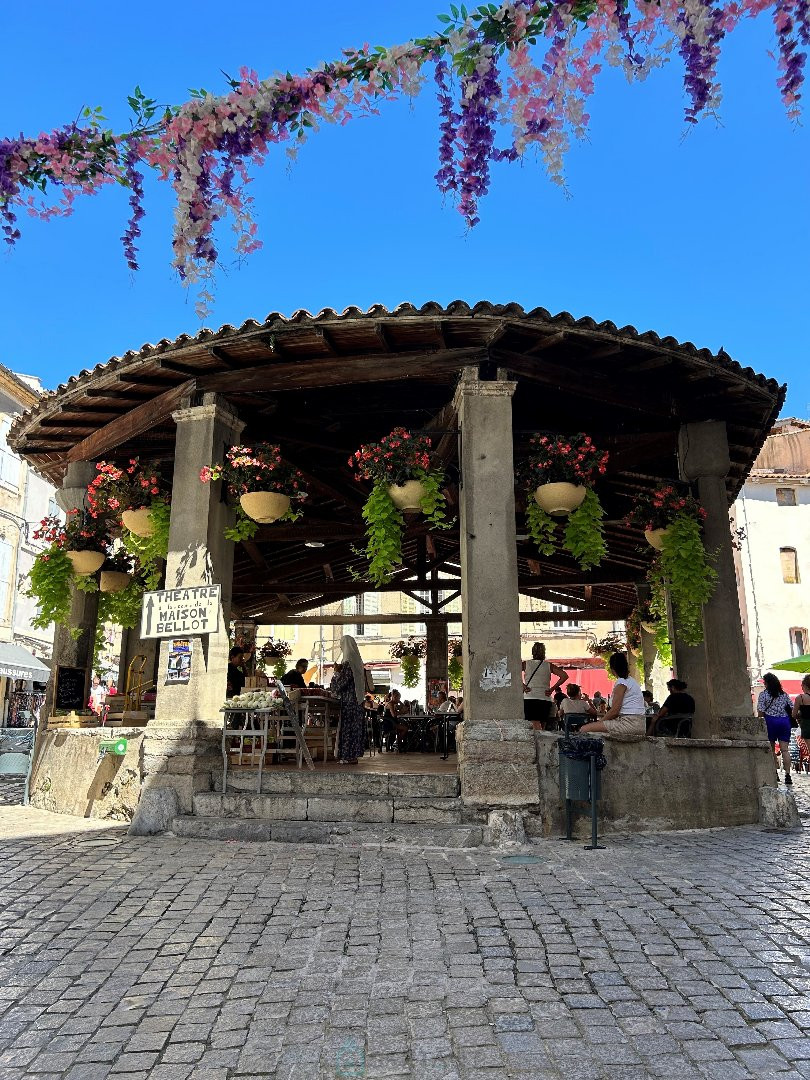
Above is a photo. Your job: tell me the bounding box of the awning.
[0,642,50,682]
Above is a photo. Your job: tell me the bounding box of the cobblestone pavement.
[1,780,810,1080]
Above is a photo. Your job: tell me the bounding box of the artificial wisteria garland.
[0,0,806,306]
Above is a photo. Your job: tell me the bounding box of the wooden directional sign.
[140,585,221,639]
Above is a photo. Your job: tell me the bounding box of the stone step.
[193,790,480,826]
[214,768,460,799]
[170,815,485,848]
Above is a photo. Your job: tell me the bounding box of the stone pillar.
[453,373,536,807]
[679,421,755,737]
[42,463,99,721]
[424,617,448,706]
[130,395,244,834]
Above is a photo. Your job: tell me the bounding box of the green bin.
[558,751,601,802]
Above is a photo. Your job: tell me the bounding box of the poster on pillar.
[427,678,449,709]
[165,640,192,685]
[140,585,221,639]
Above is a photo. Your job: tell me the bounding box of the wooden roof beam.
[66,379,195,463]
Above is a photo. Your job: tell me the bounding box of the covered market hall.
[8,301,788,840]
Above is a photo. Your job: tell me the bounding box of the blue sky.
[1,1,808,415]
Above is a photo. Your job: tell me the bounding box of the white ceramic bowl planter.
[121,507,154,537]
[644,527,670,550]
[65,550,106,575]
[533,482,587,515]
[240,491,291,523]
[388,480,426,512]
[99,571,131,593]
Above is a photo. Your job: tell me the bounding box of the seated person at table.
[434,691,456,714]
[559,684,596,730]
[649,679,695,735]
[281,658,309,689]
[382,689,407,751]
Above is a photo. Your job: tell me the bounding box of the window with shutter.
[780,547,800,584]
[0,419,19,490]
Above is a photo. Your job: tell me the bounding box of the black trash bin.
[557,732,606,849]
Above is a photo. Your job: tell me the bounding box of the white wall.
[735,480,810,676]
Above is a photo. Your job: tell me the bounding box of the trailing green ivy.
[121,500,170,588]
[564,489,606,570]
[401,653,420,688]
[26,546,78,637]
[646,578,673,666]
[357,471,449,586]
[225,505,259,544]
[661,514,717,646]
[526,489,606,570]
[448,654,463,691]
[359,482,406,586]
[526,500,556,556]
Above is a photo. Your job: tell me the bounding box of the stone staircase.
[169,768,487,848]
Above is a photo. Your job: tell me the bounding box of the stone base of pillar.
[129,721,220,834]
[456,722,539,808]
[715,715,767,741]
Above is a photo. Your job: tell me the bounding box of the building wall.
[0,376,59,656]
[735,476,810,691]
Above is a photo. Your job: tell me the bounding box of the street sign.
[98,738,128,756]
[140,585,221,639]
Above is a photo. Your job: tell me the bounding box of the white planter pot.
[644,527,670,551]
[66,550,106,575]
[640,620,659,634]
[100,571,131,593]
[121,507,154,537]
[533,482,587,516]
[240,491,291,523]
[388,480,425,512]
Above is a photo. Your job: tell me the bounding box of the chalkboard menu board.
[55,666,87,711]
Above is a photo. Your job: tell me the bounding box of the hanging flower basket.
[533,482,587,516]
[640,619,659,634]
[350,428,449,585]
[388,480,426,512]
[65,549,106,575]
[522,433,609,570]
[240,491,291,523]
[201,443,307,542]
[121,507,155,537]
[100,570,132,593]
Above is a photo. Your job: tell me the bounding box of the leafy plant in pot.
[390,637,426,690]
[626,488,717,647]
[350,428,449,586]
[200,443,307,543]
[522,433,609,570]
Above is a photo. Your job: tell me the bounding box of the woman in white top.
[580,653,646,736]
[524,642,568,730]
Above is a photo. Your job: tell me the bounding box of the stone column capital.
[172,395,244,437]
[453,378,517,413]
[678,420,731,481]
